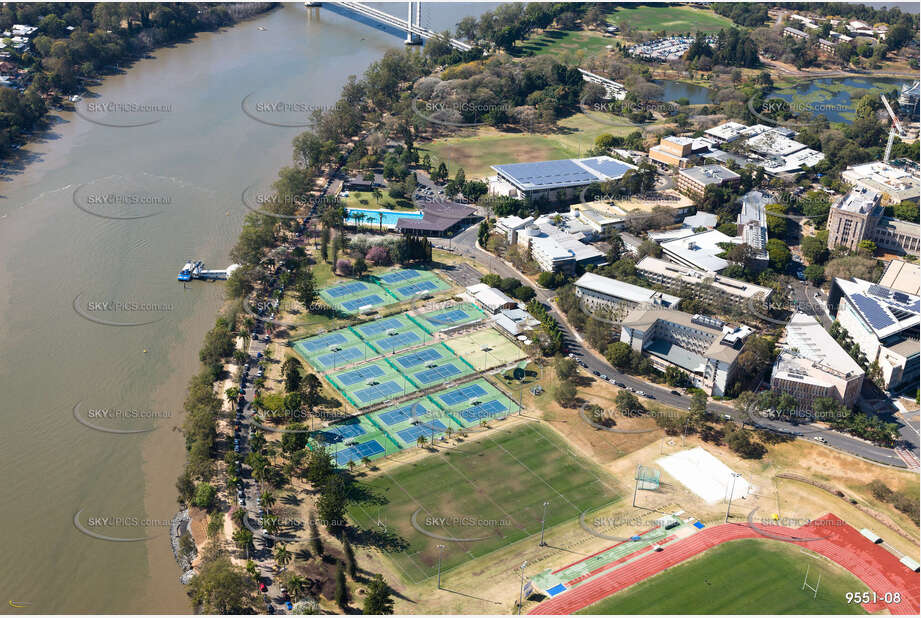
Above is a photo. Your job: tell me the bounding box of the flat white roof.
[783,312,863,376]
[745,131,808,157]
[704,121,749,142]
[636,255,772,300]
[879,260,920,295]
[466,284,516,309]
[575,272,680,307]
[659,229,738,273]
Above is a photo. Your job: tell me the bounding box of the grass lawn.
[346,422,621,584]
[608,5,734,33]
[339,190,416,212]
[419,113,636,178]
[519,28,613,57]
[576,539,867,615]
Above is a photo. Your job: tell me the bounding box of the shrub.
[336,259,352,276]
[366,245,391,265]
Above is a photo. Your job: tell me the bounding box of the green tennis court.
[360,315,433,355]
[375,268,451,302]
[429,378,520,428]
[319,279,393,314]
[418,302,485,331]
[325,359,417,408]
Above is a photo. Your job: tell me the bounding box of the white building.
[829,278,920,392]
[841,161,920,205]
[619,309,752,396]
[636,256,772,306]
[704,121,750,144]
[493,308,538,336]
[737,190,771,263]
[658,229,739,273]
[574,272,679,319]
[514,213,606,273]
[495,215,534,244]
[466,283,518,314]
[771,313,865,411]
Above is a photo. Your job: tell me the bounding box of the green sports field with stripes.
[345,422,622,584]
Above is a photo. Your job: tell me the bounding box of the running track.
[529,514,919,615]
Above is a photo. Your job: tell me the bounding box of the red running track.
[529,514,919,615]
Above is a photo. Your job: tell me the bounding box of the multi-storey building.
[770,313,864,411]
[826,186,920,256]
[636,256,772,306]
[676,165,741,199]
[619,309,752,396]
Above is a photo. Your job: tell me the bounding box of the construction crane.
[881,94,904,163]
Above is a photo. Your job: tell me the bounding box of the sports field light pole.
[539,501,550,547]
[436,544,446,589]
[725,472,742,523]
[517,560,528,615]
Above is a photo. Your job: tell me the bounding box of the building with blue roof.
[490,156,637,201]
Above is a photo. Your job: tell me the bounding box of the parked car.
[812,436,828,444]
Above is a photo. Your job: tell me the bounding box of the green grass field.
[519,28,612,57]
[347,422,621,583]
[608,5,734,33]
[576,539,867,615]
[420,113,635,178]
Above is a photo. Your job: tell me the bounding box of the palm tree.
[372,187,382,205]
[233,528,254,558]
[377,210,384,232]
[347,459,356,473]
[285,574,308,602]
[263,514,280,537]
[416,435,427,449]
[445,427,454,442]
[232,507,248,528]
[246,559,258,578]
[260,490,276,514]
[361,456,371,469]
[274,543,292,571]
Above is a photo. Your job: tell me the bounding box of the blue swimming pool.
[346,208,423,227]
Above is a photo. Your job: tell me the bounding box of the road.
[437,223,914,467]
[236,314,291,614]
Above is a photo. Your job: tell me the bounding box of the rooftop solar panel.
[851,294,895,330]
[579,157,634,178]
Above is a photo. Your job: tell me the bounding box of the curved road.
[437,222,915,468]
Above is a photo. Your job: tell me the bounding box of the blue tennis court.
[326,281,367,298]
[372,331,420,351]
[300,332,348,352]
[313,346,363,368]
[459,400,507,423]
[355,316,405,336]
[377,402,430,426]
[427,308,469,325]
[395,347,444,368]
[353,380,403,404]
[342,294,384,312]
[333,439,385,466]
[379,270,420,284]
[396,280,438,297]
[438,383,487,406]
[414,363,461,384]
[317,421,367,443]
[397,420,447,444]
[336,364,385,386]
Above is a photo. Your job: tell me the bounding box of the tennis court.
[319,279,393,314]
[444,327,527,371]
[366,327,431,355]
[431,378,519,428]
[392,344,450,369]
[333,440,386,466]
[306,342,377,371]
[411,359,475,388]
[418,302,484,331]
[353,314,416,338]
[378,269,423,284]
[325,358,417,408]
[376,269,451,301]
